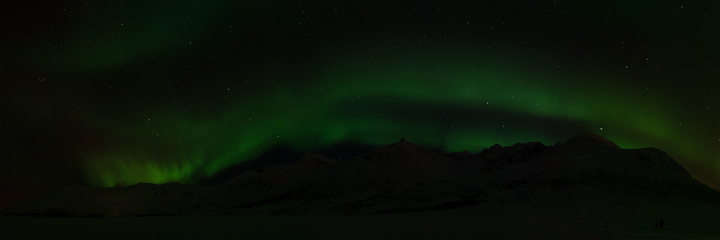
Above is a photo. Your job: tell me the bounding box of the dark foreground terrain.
[2,199,720,240]
[2,134,720,239]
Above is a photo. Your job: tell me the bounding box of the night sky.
[2,0,719,208]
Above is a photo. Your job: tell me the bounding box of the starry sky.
[1,0,719,208]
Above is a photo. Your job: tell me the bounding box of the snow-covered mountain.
[3,133,719,217]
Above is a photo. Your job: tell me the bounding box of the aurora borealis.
[1,1,720,206]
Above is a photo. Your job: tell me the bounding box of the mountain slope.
[3,134,719,217]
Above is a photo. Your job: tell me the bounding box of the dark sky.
[2,0,719,209]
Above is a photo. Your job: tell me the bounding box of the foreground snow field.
[2,199,719,240]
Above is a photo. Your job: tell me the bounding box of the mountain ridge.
[3,133,719,217]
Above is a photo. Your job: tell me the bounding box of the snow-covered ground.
[2,197,719,240]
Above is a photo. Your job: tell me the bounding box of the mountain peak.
[298,153,337,167]
[562,133,620,150]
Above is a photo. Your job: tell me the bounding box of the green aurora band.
[20,1,717,188]
[76,47,707,188]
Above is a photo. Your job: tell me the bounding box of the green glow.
[23,2,708,188]
[30,1,264,73]
[77,45,703,187]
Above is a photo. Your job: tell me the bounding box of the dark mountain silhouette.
[3,133,719,217]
